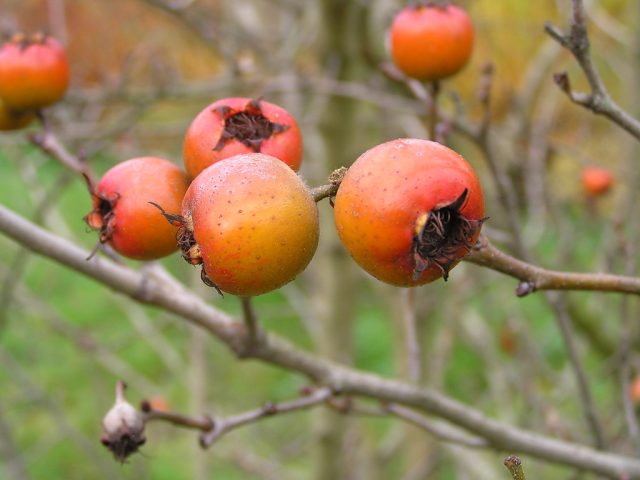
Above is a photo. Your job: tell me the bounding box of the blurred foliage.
[1,0,639,479]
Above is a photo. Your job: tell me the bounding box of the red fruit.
[183,97,302,179]
[84,157,189,260]
[0,97,33,131]
[629,376,640,405]
[0,33,70,110]
[390,4,474,81]
[178,153,319,296]
[334,139,485,287]
[498,325,518,356]
[581,166,614,197]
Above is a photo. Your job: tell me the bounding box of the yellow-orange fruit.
[182,153,319,296]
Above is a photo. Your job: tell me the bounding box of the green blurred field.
[1,0,639,479]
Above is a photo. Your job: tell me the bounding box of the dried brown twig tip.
[213,97,289,152]
[148,201,185,227]
[84,191,118,246]
[553,72,571,94]
[311,167,348,204]
[329,166,348,185]
[100,381,146,463]
[504,455,527,480]
[150,204,224,296]
[412,188,486,281]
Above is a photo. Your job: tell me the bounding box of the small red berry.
[178,153,319,296]
[85,157,189,260]
[0,33,70,110]
[581,166,614,198]
[390,4,474,81]
[183,97,302,179]
[629,376,640,405]
[334,139,485,287]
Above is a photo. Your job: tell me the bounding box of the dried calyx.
[83,176,118,249]
[412,188,485,281]
[100,381,146,463]
[213,97,289,152]
[150,203,223,295]
[7,32,48,49]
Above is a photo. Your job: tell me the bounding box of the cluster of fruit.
[0,33,70,130]
[1,5,492,297]
[85,95,486,296]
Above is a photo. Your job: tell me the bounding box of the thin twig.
[427,80,440,140]
[545,0,640,141]
[29,115,95,184]
[241,296,259,346]
[466,236,640,296]
[199,387,333,447]
[383,404,488,449]
[0,407,29,480]
[310,167,347,202]
[143,407,214,432]
[545,292,606,449]
[401,289,422,383]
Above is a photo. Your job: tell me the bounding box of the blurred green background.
[1,0,639,478]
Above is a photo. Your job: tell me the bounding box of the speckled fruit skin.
[334,139,484,287]
[183,97,303,180]
[581,166,613,197]
[0,36,70,110]
[390,5,474,81]
[0,97,33,131]
[90,157,189,260]
[183,153,319,296]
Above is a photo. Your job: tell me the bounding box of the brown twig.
[310,167,347,203]
[143,406,214,432]
[382,403,488,449]
[466,236,640,297]
[29,117,96,184]
[400,289,422,384]
[545,292,606,449]
[199,387,333,447]
[240,296,260,349]
[426,80,440,140]
[545,0,640,141]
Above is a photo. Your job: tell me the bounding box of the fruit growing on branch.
[390,3,474,81]
[84,157,189,260]
[100,381,145,463]
[334,138,485,286]
[183,97,303,179]
[0,33,70,110]
[176,153,318,296]
[581,166,614,198]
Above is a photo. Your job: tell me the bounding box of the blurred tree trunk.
[313,1,369,479]
[189,324,207,480]
[0,408,28,480]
